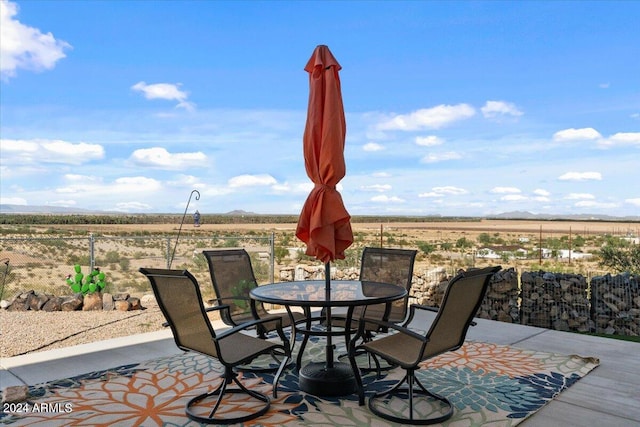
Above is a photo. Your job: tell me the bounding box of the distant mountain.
[488,211,640,221]
[1,205,638,221]
[0,204,109,214]
[224,210,258,216]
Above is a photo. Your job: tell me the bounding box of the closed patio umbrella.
[295,44,355,395]
[296,44,353,269]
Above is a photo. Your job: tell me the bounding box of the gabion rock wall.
[591,273,639,336]
[520,271,592,332]
[477,268,520,323]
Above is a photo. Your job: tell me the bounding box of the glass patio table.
[250,280,406,396]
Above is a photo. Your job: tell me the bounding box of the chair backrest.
[422,266,501,359]
[360,247,417,323]
[139,267,219,358]
[201,249,263,318]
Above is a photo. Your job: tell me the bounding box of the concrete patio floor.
[1,311,638,426]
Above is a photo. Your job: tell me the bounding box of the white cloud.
[131,81,195,111]
[361,184,392,192]
[56,176,161,195]
[553,127,602,142]
[114,202,153,212]
[420,151,462,163]
[599,132,640,148]
[228,174,277,188]
[533,189,550,196]
[0,0,71,80]
[363,142,384,152]
[129,147,208,170]
[558,171,602,181]
[501,194,528,201]
[565,193,595,200]
[491,187,521,194]
[371,195,405,203]
[625,198,640,207]
[418,186,468,198]
[415,135,443,146]
[599,82,610,89]
[0,138,104,165]
[377,104,475,131]
[481,100,523,119]
[0,196,26,205]
[434,186,467,195]
[574,200,618,209]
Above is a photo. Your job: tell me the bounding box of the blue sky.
[1,0,639,217]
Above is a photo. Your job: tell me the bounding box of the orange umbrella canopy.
[296,45,353,264]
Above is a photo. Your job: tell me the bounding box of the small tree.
[598,244,640,275]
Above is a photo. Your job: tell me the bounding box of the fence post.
[166,237,171,268]
[270,232,275,284]
[89,233,95,270]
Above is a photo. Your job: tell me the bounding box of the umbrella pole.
[324,262,334,368]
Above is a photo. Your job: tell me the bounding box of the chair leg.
[368,369,453,425]
[185,367,271,425]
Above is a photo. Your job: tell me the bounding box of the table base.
[298,362,357,396]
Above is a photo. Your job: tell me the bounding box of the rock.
[83,292,103,311]
[140,294,156,306]
[114,293,130,301]
[0,299,9,309]
[28,293,49,311]
[115,300,131,311]
[1,385,29,404]
[61,294,83,311]
[102,293,114,311]
[42,297,63,311]
[128,297,141,310]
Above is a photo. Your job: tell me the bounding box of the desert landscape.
[1,217,638,356]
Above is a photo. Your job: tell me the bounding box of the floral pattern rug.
[1,337,599,426]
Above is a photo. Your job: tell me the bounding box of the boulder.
[61,294,83,311]
[102,293,114,311]
[83,292,103,311]
[128,297,141,310]
[42,297,63,311]
[115,300,131,311]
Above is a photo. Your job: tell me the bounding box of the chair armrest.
[410,303,439,313]
[163,304,232,327]
[403,303,478,327]
[351,316,427,346]
[216,315,283,340]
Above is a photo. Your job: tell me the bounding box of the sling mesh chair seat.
[335,247,417,371]
[202,249,306,348]
[348,265,501,425]
[140,268,291,425]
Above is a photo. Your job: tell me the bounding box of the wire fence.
[0,234,275,303]
[1,235,637,337]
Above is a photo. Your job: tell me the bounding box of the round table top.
[249,280,406,307]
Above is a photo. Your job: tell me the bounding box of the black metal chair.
[201,249,305,350]
[335,247,417,370]
[348,266,501,425]
[139,267,291,425]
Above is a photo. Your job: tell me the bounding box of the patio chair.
[335,247,417,370]
[348,265,501,425]
[139,267,291,425]
[202,249,305,345]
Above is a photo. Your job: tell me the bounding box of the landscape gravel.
[0,304,168,358]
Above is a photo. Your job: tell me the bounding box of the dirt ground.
[47,218,640,238]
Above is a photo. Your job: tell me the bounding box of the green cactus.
[65,265,106,295]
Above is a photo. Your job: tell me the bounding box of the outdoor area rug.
[1,338,599,426]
